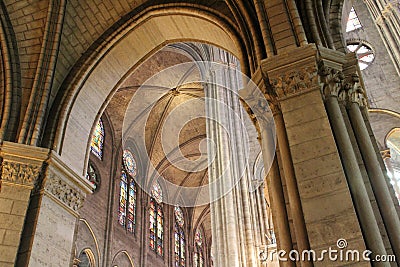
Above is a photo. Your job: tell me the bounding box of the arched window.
[76,249,95,267]
[346,7,362,32]
[150,182,164,256]
[346,40,375,70]
[90,119,104,159]
[174,206,185,267]
[118,150,138,233]
[86,162,100,192]
[194,228,204,267]
[386,129,400,203]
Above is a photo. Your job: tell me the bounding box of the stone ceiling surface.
[106,44,209,203]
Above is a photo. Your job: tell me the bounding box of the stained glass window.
[175,206,184,227]
[174,206,185,267]
[86,163,100,192]
[123,150,137,178]
[127,178,137,233]
[90,119,104,159]
[118,149,138,233]
[150,183,163,256]
[151,182,163,204]
[194,229,204,267]
[346,7,362,32]
[347,41,375,70]
[118,171,128,227]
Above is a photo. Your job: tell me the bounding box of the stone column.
[272,106,312,267]
[0,142,48,267]
[260,44,369,266]
[262,156,293,267]
[318,62,388,265]
[345,71,400,261]
[16,150,92,266]
[206,51,260,267]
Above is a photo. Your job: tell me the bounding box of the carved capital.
[343,73,368,107]
[269,66,319,99]
[44,170,85,212]
[1,160,42,186]
[318,62,345,99]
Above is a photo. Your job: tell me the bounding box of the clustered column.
[318,60,389,264]
[205,49,267,267]
[343,57,400,261]
[320,51,400,262]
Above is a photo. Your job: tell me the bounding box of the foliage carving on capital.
[343,73,368,107]
[318,62,345,99]
[45,171,84,212]
[1,161,41,186]
[269,66,318,99]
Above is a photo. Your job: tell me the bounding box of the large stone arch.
[48,7,249,177]
[0,0,21,142]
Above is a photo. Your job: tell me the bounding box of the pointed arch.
[0,0,21,141]
[44,6,249,178]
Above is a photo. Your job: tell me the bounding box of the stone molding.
[261,44,345,101]
[43,169,85,212]
[0,142,49,188]
[0,142,92,214]
[269,66,319,99]
[1,160,41,186]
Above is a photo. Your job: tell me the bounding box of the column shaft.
[261,127,294,267]
[274,111,311,267]
[348,102,400,260]
[325,97,388,264]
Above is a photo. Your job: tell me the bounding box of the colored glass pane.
[127,179,137,233]
[194,228,204,267]
[86,163,100,191]
[118,172,128,226]
[151,182,163,203]
[149,197,163,256]
[123,150,137,177]
[174,206,184,227]
[195,229,203,246]
[90,120,104,159]
[174,207,185,267]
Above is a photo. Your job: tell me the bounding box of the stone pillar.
[0,142,48,267]
[344,68,400,261]
[16,151,92,266]
[260,44,369,266]
[263,156,293,267]
[206,51,260,267]
[319,61,389,265]
[272,107,312,267]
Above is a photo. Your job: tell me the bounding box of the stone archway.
[50,8,248,178]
